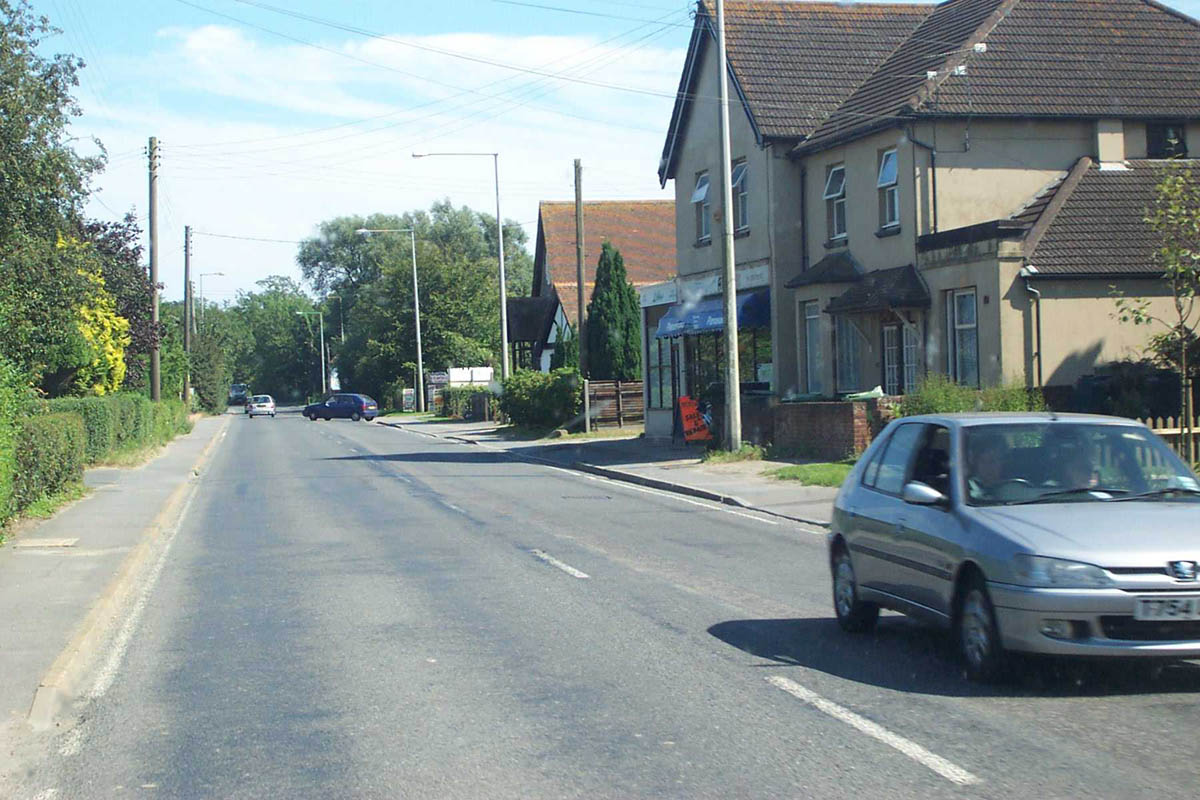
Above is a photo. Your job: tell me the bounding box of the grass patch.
[768,460,855,486]
[21,482,90,519]
[702,443,767,464]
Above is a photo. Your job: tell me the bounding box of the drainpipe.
[909,126,938,234]
[1020,266,1043,389]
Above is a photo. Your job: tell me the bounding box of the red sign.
[678,395,713,442]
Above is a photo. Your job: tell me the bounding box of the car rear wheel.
[832,546,878,633]
[958,574,1007,683]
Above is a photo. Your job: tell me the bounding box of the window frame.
[883,324,901,395]
[824,164,847,241]
[693,171,711,243]
[877,149,900,229]
[1147,121,1188,159]
[902,323,920,394]
[731,160,749,232]
[862,422,925,495]
[835,315,861,393]
[803,299,824,395]
[946,288,979,387]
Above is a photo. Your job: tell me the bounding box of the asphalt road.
[13,408,1200,798]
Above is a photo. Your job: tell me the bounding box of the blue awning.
[655,289,770,338]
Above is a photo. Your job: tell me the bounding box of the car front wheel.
[832,546,878,633]
[351,411,361,422]
[958,574,1007,683]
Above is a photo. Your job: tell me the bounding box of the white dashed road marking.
[530,549,590,579]
[767,676,980,786]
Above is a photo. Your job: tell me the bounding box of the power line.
[193,231,305,244]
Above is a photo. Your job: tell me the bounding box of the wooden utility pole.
[148,136,161,401]
[183,225,192,405]
[575,158,590,432]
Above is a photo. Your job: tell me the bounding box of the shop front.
[653,288,773,444]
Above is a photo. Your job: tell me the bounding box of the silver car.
[247,394,276,418]
[829,412,1200,681]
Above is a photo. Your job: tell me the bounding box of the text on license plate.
[1134,596,1200,620]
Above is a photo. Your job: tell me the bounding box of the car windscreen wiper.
[1004,486,1130,505]
[1112,486,1200,501]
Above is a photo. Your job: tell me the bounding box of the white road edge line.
[767,676,980,786]
[530,549,590,579]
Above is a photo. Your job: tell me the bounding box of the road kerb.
[380,423,833,529]
[26,415,231,730]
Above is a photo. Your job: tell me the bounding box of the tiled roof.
[785,250,864,288]
[796,0,1200,153]
[660,1,929,180]
[717,1,930,140]
[1025,159,1200,276]
[826,264,931,314]
[930,0,1200,118]
[506,295,559,343]
[535,200,676,326]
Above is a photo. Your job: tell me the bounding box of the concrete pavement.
[379,417,840,527]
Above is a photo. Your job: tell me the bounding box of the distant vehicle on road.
[228,383,250,406]
[304,393,378,422]
[829,413,1200,682]
[247,395,276,418]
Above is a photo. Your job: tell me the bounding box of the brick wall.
[773,400,881,460]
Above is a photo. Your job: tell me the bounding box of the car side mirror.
[902,481,949,506]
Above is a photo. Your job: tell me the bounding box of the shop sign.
[678,395,713,441]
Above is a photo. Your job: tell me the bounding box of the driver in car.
[966,431,1013,502]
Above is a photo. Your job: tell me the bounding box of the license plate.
[1134,596,1200,620]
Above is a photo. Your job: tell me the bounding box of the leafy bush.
[152,400,192,444]
[498,368,582,428]
[13,413,85,513]
[108,392,155,449]
[48,396,115,464]
[0,359,30,524]
[899,374,1045,417]
[443,386,493,419]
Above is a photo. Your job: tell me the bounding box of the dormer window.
[1148,122,1188,159]
[824,165,847,241]
[877,149,899,229]
[692,171,711,243]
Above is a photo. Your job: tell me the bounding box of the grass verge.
[702,444,766,464]
[21,482,91,520]
[768,461,854,486]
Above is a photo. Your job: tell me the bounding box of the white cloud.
[79,24,686,301]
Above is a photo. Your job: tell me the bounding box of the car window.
[871,423,925,495]
[911,425,952,496]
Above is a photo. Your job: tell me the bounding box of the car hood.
[974,501,1200,567]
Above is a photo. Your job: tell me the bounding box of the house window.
[824,165,847,241]
[1148,122,1188,158]
[836,315,861,393]
[946,289,979,387]
[877,149,899,229]
[692,172,711,242]
[903,324,919,393]
[731,160,749,232]
[647,337,674,409]
[804,300,824,395]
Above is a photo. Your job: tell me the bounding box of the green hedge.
[108,393,155,449]
[898,374,1046,417]
[0,359,28,524]
[498,368,582,428]
[48,397,116,463]
[152,399,192,444]
[12,413,86,513]
[442,386,494,419]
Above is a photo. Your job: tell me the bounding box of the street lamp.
[356,227,425,412]
[296,310,327,396]
[198,271,224,324]
[412,151,510,380]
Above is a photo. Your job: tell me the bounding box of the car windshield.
[253,395,270,403]
[964,422,1199,506]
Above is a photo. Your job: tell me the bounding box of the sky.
[30,0,1200,304]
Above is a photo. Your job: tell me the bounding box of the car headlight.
[1013,555,1113,588]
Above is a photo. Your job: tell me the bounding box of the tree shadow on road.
[708,616,1200,698]
[318,451,517,465]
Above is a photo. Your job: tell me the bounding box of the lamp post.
[296,310,327,396]
[198,271,225,324]
[412,151,509,380]
[356,228,424,412]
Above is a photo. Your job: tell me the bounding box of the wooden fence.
[1138,416,1197,459]
[587,380,644,427]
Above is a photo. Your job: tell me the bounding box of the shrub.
[498,368,582,428]
[899,374,1045,417]
[152,399,191,444]
[48,396,115,464]
[108,392,154,449]
[13,413,86,513]
[443,386,493,419]
[0,359,30,523]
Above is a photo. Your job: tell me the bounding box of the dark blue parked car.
[304,393,379,422]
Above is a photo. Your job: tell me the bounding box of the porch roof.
[785,250,864,288]
[825,264,930,314]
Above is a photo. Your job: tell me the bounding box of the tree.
[0,1,102,246]
[80,214,159,391]
[228,277,316,402]
[585,242,641,381]
[549,321,579,371]
[1114,161,1200,459]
